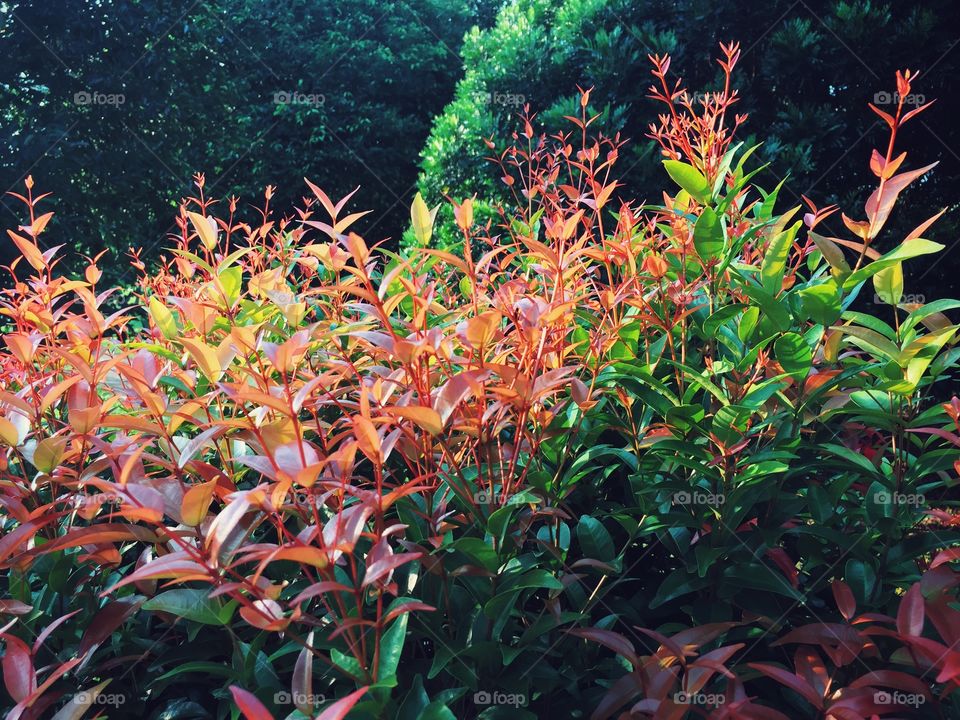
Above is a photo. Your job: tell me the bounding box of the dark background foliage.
[0,0,496,280]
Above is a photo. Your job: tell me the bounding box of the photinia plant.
[1,43,959,720]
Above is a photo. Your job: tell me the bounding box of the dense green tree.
[0,0,497,279]
[419,0,960,294]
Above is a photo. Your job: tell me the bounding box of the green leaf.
[693,207,724,261]
[377,605,409,686]
[761,220,800,294]
[218,265,243,306]
[774,333,812,379]
[845,559,876,605]
[143,589,226,625]
[650,567,709,608]
[843,238,944,291]
[809,232,851,277]
[721,563,802,600]
[798,281,842,326]
[577,516,615,562]
[663,160,711,204]
[741,286,791,332]
[703,304,745,337]
[739,306,760,341]
[873,262,903,305]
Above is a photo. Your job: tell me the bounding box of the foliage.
[0,0,497,280]
[2,46,960,720]
[417,0,960,290]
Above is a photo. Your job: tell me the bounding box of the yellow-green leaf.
[187,211,218,251]
[149,296,178,339]
[410,192,434,245]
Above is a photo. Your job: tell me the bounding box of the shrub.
[2,45,960,719]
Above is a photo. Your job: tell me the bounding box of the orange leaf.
[386,406,443,437]
[6,230,45,272]
[180,337,223,382]
[181,480,217,527]
[353,416,382,464]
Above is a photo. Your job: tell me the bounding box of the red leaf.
[79,600,140,657]
[230,686,274,720]
[1,633,36,702]
[896,583,924,637]
[747,662,822,708]
[316,687,368,720]
[568,628,640,669]
[831,580,856,621]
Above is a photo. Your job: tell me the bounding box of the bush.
[2,45,960,719]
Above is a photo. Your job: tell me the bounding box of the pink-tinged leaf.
[206,493,254,564]
[364,551,422,588]
[292,581,354,606]
[896,583,924,637]
[766,548,799,588]
[901,99,936,126]
[831,580,856,621]
[931,547,960,568]
[230,686,274,720]
[793,647,828,698]
[434,370,487,425]
[383,601,435,625]
[239,598,288,631]
[51,680,111,720]
[867,103,895,129]
[1,633,36,702]
[0,517,58,564]
[316,687,368,720]
[747,662,822,708]
[105,550,209,593]
[864,162,937,235]
[923,595,960,648]
[590,670,643,720]
[13,524,158,562]
[33,610,81,654]
[78,600,141,657]
[849,670,932,699]
[905,207,946,241]
[0,600,32,616]
[771,622,862,650]
[322,503,373,557]
[292,633,314,716]
[685,644,744,694]
[567,628,640,668]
